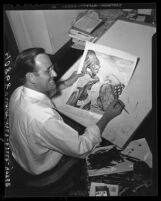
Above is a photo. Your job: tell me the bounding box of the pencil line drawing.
[66,42,138,116]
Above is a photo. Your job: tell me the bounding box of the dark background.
[3,9,157,196]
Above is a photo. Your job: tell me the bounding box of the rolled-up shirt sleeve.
[39,117,102,158]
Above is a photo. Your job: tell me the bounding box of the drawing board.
[53,19,156,148]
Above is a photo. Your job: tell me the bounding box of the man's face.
[33,53,57,94]
[88,54,100,75]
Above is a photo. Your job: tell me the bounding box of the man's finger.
[111,98,119,107]
[118,99,125,108]
[113,98,118,104]
[77,73,84,77]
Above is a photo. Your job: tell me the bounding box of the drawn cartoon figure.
[97,74,125,111]
[66,50,101,108]
[67,52,125,114]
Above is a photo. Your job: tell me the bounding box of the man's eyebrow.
[47,65,54,70]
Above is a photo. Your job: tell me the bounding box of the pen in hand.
[119,99,129,114]
[122,106,129,114]
[114,99,129,114]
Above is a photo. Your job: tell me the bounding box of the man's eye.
[47,67,52,72]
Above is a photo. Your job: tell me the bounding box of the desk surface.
[53,19,156,148]
[86,145,153,196]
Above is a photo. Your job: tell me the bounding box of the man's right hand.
[96,99,124,134]
[104,99,124,121]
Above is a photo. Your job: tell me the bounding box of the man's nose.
[51,69,57,77]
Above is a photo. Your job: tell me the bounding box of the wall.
[43,10,83,53]
[6,10,84,54]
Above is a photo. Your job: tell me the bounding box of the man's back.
[9,86,63,175]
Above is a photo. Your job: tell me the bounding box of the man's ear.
[26,72,36,84]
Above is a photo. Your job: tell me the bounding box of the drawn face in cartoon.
[82,50,101,77]
[87,53,101,75]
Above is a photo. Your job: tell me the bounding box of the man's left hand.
[56,71,84,92]
[65,71,84,87]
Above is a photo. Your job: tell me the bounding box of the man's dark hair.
[12,48,45,83]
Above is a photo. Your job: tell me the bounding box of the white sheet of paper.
[55,20,155,148]
[121,138,152,168]
[65,41,138,115]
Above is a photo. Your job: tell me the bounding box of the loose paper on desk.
[86,145,134,177]
[58,41,139,148]
[87,158,133,177]
[121,138,152,168]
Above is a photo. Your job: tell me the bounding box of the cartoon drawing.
[64,42,138,148]
[66,48,128,115]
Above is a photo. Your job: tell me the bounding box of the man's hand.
[96,99,124,134]
[65,71,84,87]
[104,99,124,121]
[56,71,84,91]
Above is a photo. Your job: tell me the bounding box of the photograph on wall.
[66,41,138,116]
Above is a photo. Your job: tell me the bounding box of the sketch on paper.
[60,41,139,148]
[66,41,138,116]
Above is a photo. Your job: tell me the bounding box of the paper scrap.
[121,138,152,168]
[89,182,119,196]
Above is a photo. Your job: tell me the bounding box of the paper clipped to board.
[62,41,139,148]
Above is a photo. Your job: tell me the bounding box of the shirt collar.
[22,86,53,106]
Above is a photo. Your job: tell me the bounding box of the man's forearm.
[57,78,74,90]
[57,80,67,90]
[96,114,111,134]
[96,99,124,134]
[55,71,83,92]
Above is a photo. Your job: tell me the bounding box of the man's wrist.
[103,112,112,122]
[63,80,67,87]
[96,114,111,134]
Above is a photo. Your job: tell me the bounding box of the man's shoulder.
[9,85,23,104]
[10,85,23,95]
[25,101,55,123]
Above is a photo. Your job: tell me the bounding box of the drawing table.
[53,19,156,148]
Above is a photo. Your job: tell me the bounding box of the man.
[9,48,124,178]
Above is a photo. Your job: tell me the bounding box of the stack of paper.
[69,10,102,46]
[86,145,134,177]
[87,159,133,177]
[69,28,96,45]
[72,10,103,34]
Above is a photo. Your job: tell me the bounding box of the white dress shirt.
[9,86,101,175]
